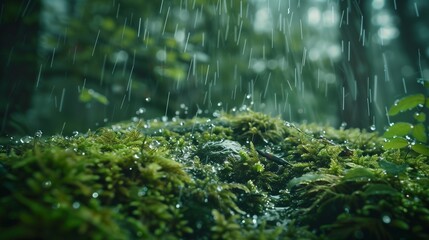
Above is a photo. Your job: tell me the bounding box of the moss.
[1,111,428,239]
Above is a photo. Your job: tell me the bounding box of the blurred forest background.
[0,0,428,137]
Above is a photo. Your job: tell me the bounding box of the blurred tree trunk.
[337,0,371,129]
[396,0,429,87]
[0,0,41,135]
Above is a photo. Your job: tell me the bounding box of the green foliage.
[1,111,429,239]
[383,82,429,156]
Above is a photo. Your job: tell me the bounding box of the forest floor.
[1,111,428,239]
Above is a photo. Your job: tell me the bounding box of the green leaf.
[378,159,407,175]
[388,94,425,116]
[287,173,337,189]
[383,137,409,150]
[364,184,399,196]
[412,123,427,143]
[383,122,412,138]
[79,89,109,105]
[391,219,410,230]
[413,112,426,123]
[343,168,375,182]
[411,143,429,156]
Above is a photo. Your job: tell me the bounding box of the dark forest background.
[1,0,428,137]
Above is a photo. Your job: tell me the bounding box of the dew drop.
[136,107,146,115]
[138,187,148,197]
[20,136,33,144]
[382,215,391,224]
[92,192,99,198]
[72,201,81,209]
[35,130,43,138]
[132,117,139,122]
[149,140,161,149]
[43,181,52,188]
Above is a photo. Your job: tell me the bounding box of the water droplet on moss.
[20,136,33,144]
[43,181,52,188]
[35,130,43,138]
[136,107,146,115]
[138,187,148,197]
[149,140,161,149]
[92,192,99,198]
[72,202,80,209]
[382,215,391,224]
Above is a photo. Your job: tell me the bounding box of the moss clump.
[1,111,428,239]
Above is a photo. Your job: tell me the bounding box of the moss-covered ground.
[1,111,428,239]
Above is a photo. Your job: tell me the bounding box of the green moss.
[1,111,428,239]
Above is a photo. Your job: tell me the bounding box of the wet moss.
[0,111,428,239]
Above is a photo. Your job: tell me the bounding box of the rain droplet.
[138,187,148,197]
[43,181,52,188]
[72,202,81,209]
[20,136,33,144]
[92,192,99,198]
[35,130,43,138]
[382,215,391,224]
[136,107,146,115]
[149,140,161,149]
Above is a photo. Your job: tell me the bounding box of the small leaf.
[343,168,375,182]
[79,89,109,105]
[411,143,429,156]
[287,173,337,189]
[383,137,409,150]
[378,159,407,175]
[412,123,427,143]
[383,122,412,138]
[391,219,410,230]
[413,112,426,123]
[364,184,399,196]
[388,94,425,116]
